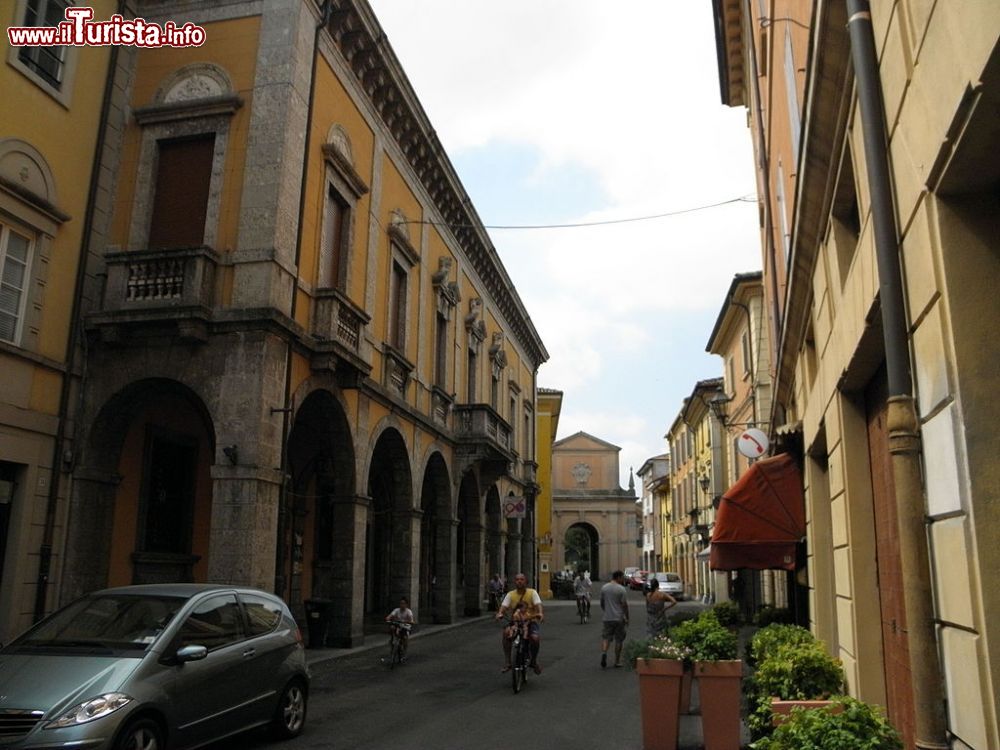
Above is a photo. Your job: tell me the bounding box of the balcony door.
[148,135,215,249]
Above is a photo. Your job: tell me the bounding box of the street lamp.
[698,474,710,495]
[708,393,732,425]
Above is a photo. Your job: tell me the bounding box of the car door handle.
[242,648,256,658]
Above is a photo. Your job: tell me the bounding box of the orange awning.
[709,453,805,571]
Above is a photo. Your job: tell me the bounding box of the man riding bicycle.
[385,597,415,662]
[574,571,592,621]
[495,573,544,674]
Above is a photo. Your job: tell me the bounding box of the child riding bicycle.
[385,597,415,661]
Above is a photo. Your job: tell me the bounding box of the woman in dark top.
[645,577,678,637]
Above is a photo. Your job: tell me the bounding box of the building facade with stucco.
[550,432,638,581]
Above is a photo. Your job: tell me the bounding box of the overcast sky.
[367,1,763,488]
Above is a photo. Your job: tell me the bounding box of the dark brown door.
[148,135,215,249]
[865,366,915,748]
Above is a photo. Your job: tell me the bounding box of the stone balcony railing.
[453,404,513,455]
[311,289,372,384]
[103,246,218,311]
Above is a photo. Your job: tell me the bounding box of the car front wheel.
[115,717,163,750]
[271,679,308,739]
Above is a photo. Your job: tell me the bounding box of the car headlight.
[45,693,133,728]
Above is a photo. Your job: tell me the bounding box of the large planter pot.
[695,660,742,750]
[636,658,683,750]
[679,668,693,714]
[770,698,842,726]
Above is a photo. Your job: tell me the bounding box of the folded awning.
[709,453,805,571]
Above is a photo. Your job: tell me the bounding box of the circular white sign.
[737,428,770,458]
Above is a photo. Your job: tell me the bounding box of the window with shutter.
[148,135,216,250]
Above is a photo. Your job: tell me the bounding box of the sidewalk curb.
[305,613,495,670]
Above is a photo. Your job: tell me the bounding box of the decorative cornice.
[324,0,548,367]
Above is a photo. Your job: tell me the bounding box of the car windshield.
[7,594,185,654]
[665,574,681,583]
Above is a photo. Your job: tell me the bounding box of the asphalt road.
[212,592,707,750]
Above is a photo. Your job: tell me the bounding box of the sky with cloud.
[368,0,763,488]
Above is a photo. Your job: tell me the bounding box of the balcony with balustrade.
[453,404,513,484]
[311,288,372,386]
[89,246,219,343]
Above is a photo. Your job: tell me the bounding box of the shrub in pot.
[750,696,902,749]
[747,623,817,668]
[711,600,741,628]
[753,604,793,626]
[669,610,738,661]
[745,641,846,740]
[625,636,691,750]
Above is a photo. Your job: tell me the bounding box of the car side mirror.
[175,645,208,663]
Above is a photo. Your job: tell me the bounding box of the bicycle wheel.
[388,634,400,669]
[511,636,525,694]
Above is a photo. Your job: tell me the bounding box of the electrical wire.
[399,194,757,232]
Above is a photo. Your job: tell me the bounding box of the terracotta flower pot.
[636,658,683,750]
[694,660,742,750]
[679,667,693,714]
[770,698,842,726]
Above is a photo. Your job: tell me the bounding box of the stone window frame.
[128,64,242,252]
[317,124,368,292]
[385,211,418,355]
[0,138,67,353]
[7,0,81,109]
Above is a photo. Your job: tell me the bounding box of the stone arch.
[283,388,355,612]
[153,62,235,104]
[365,427,414,617]
[564,521,600,579]
[64,378,216,600]
[418,451,453,623]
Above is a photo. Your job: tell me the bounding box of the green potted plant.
[670,611,740,750]
[745,640,846,740]
[625,636,690,750]
[747,623,817,668]
[750,696,902,749]
[711,600,741,629]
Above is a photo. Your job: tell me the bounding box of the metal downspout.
[845,2,948,747]
[34,7,125,621]
[274,0,334,598]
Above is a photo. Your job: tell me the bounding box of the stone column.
[505,519,522,583]
[392,508,422,609]
[326,494,369,648]
[463,521,484,616]
[432,519,459,624]
[62,468,120,602]
[208,465,283,589]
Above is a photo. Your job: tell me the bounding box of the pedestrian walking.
[599,570,629,668]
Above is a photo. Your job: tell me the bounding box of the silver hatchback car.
[0,584,309,749]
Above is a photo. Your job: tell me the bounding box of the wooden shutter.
[148,135,215,249]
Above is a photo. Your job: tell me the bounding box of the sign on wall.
[503,496,526,518]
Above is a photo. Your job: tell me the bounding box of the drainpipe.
[34,6,125,622]
[845,2,948,747]
[274,0,333,598]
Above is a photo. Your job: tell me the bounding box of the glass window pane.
[240,593,283,636]
[177,594,243,650]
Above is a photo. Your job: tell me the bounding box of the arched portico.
[365,428,414,618]
[419,452,453,623]
[284,389,355,622]
[65,379,216,599]
[564,521,600,578]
